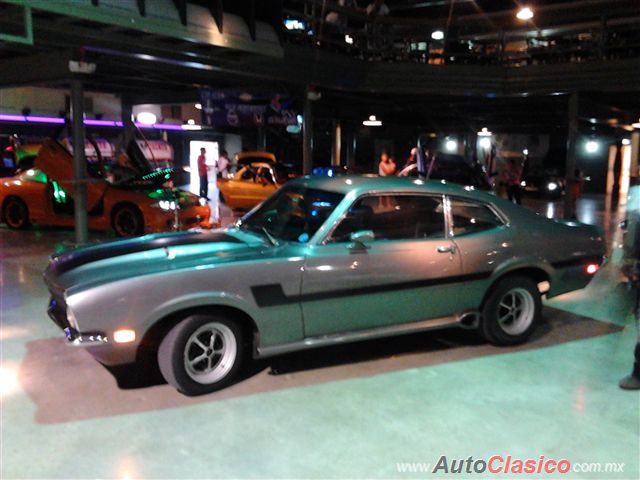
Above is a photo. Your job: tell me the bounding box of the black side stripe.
[251,271,493,308]
[551,255,603,269]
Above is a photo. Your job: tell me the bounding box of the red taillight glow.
[585,263,599,275]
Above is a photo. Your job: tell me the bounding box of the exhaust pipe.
[458,311,480,329]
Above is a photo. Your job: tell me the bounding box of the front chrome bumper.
[64,327,109,347]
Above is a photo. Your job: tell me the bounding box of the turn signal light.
[113,329,136,344]
[585,263,599,275]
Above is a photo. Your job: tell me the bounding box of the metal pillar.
[631,131,640,177]
[563,92,579,219]
[303,86,313,175]
[257,127,267,151]
[121,96,135,146]
[346,128,357,170]
[331,120,341,167]
[71,79,88,244]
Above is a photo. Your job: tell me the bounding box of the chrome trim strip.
[64,328,109,347]
[256,314,463,358]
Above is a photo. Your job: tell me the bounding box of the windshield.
[238,186,345,243]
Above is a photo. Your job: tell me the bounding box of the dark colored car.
[398,153,492,191]
[521,168,566,198]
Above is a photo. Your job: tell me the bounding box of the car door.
[301,193,463,337]
[34,139,107,211]
[446,196,513,307]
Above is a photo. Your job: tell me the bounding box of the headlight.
[152,200,177,211]
[547,182,558,191]
[199,197,208,207]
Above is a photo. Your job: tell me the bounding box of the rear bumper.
[547,255,604,298]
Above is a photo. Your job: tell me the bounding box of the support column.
[631,131,639,177]
[71,79,88,245]
[303,86,314,175]
[121,96,135,147]
[331,120,341,167]
[346,127,357,170]
[563,92,579,219]
[257,127,267,151]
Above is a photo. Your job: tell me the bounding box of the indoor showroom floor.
[1,194,638,479]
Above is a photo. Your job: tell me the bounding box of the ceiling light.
[345,34,354,45]
[585,140,599,153]
[622,138,631,145]
[363,115,382,127]
[136,112,157,125]
[445,139,457,152]
[431,30,444,41]
[516,7,534,20]
[479,137,491,149]
[187,119,195,125]
[523,148,529,155]
[633,120,640,129]
[195,103,202,110]
[478,127,492,136]
[182,124,202,131]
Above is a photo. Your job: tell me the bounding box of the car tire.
[112,204,144,237]
[2,197,30,229]
[480,276,541,346]
[158,315,244,395]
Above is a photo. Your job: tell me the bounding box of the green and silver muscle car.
[44,176,604,395]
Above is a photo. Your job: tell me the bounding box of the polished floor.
[1,194,639,479]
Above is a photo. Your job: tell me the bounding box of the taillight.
[585,263,599,275]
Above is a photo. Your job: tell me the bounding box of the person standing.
[217,149,230,179]
[620,177,640,390]
[378,150,396,176]
[502,158,523,204]
[197,147,209,199]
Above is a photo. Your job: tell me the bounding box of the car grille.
[47,295,70,331]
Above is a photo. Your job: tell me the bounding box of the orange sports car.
[217,161,282,209]
[0,139,210,236]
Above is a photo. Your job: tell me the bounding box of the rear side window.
[449,199,503,236]
[329,194,445,242]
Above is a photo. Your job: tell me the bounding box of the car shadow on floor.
[19,307,621,424]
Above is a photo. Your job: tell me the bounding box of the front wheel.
[2,197,30,229]
[158,315,244,395]
[480,276,541,345]
[112,204,144,237]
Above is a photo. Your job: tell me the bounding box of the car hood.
[44,229,266,295]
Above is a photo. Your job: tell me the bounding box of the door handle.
[437,245,456,254]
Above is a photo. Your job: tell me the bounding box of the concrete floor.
[1,194,639,479]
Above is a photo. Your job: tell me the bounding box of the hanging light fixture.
[516,7,534,20]
[363,115,382,126]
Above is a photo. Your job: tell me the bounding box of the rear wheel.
[2,197,30,229]
[158,315,244,395]
[481,276,541,345]
[112,204,144,237]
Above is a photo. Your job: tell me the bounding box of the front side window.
[238,186,344,243]
[328,194,445,243]
[449,198,503,236]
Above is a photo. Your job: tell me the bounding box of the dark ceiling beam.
[208,0,224,33]
[136,0,146,17]
[172,0,187,26]
[0,50,74,87]
[91,0,99,5]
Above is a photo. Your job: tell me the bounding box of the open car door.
[34,139,108,211]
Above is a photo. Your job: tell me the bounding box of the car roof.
[236,151,276,161]
[287,174,496,200]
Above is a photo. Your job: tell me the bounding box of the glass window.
[449,199,503,236]
[240,167,256,181]
[329,194,445,243]
[238,186,344,243]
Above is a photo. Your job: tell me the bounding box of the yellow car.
[217,161,281,209]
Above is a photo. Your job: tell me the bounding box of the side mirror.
[349,230,374,250]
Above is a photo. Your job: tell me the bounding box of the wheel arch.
[480,266,551,310]
[136,304,259,365]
